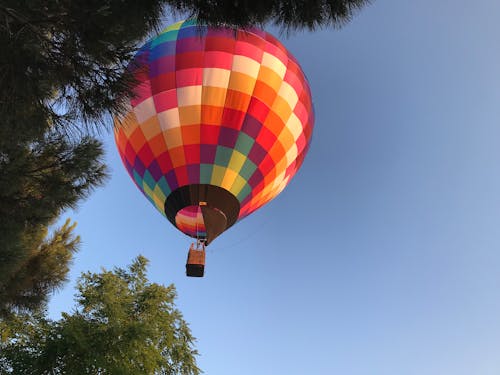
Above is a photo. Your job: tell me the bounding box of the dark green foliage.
[0,0,167,315]
[0,257,201,374]
[0,135,107,316]
[175,0,370,30]
[0,0,166,136]
[0,220,79,318]
[0,136,107,246]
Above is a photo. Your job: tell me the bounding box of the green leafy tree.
[0,256,200,375]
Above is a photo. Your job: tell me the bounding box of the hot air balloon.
[114,19,314,276]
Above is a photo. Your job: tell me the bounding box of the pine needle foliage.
[174,0,370,31]
[0,135,107,316]
[0,0,166,315]
[0,219,80,318]
[0,0,167,134]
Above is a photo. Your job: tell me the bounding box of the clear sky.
[49,1,500,374]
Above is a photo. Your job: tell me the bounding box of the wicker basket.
[186,244,206,277]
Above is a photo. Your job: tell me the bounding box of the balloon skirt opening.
[165,184,240,244]
[175,206,207,240]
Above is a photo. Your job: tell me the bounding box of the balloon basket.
[186,242,206,277]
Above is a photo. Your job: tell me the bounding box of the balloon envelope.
[114,19,314,244]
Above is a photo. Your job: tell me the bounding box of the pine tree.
[0,1,169,154]
[0,219,80,318]
[180,0,370,30]
[0,135,107,317]
[0,0,165,314]
[0,257,200,375]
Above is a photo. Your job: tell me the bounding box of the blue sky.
[49,1,500,374]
